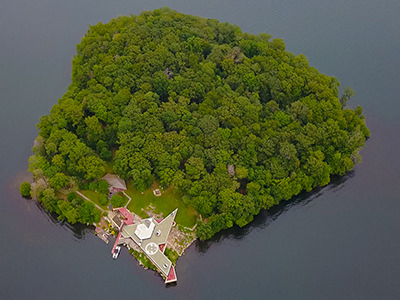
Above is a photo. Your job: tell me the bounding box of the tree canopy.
[28,8,369,238]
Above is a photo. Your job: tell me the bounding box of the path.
[123,191,132,208]
[76,191,106,213]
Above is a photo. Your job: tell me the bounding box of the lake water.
[1,0,400,299]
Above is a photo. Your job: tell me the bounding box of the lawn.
[110,192,129,208]
[125,183,198,228]
[104,161,114,174]
[79,190,109,210]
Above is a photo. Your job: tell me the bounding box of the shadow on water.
[32,200,93,239]
[165,282,177,289]
[9,168,354,251]
[195,171,355,253]
[7,170,96,240]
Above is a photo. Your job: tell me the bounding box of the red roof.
[156,218,176,227]
[111,208,134,254]
[117,207,134,225]
[165,266,177,283]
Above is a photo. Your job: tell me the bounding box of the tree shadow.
[32,200,91,240]
[195,171,354,253]
[7,170,91,240]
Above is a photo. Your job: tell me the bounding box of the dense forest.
[27,8,370,239]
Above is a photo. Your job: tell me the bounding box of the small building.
[153,188,161,196]
[102,174,127,194]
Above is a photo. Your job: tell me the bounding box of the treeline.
[27,8,369,238]
[38,188,101,225]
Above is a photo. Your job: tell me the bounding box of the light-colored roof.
[102,174,127,190]
[120,209,178,277]
[134,219,155,240]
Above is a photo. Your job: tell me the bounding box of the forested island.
[23,8,369,242]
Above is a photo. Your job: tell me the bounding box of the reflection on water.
[35,201,93,239]
[12,164,355,252]
[28,196,92,240]
[196,171,355,253]
[8,171,92,240]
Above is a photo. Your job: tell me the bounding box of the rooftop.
[134,219,155,240]
[117,208,178,283]
[102,174,127,190]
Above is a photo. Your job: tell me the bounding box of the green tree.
[50,173,69,189]
[19,182,31,197]
[97,180,109,194]
[340,87,355,107]
[26,8,370,238]
[111,193,127,208]
[99,194,109,206]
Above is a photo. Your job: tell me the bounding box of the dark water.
[1,0,400,299]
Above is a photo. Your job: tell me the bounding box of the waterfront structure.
[111,207,178,283]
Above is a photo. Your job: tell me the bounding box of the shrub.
[19,181,31,197]
[164,248,179,265]
[89,181,98,191]
[79,182,89,190]
[111,193,126,207]
[99,194,109,206]
[97,180,109,194]
[67,192,77,201]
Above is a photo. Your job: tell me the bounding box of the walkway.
[123,191,132,208]
[76,191,105,213]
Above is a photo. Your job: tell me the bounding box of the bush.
[97,180,109,194]
[19,181,31,197]
[99,194,109,206]
[79,182,89,190]
[132,250,156,270]
[111,193,127,208]
[164,248,179,265]
[89,181,98,191]
[71,197,83,207]
[67,192,77,201]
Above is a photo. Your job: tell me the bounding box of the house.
[102,174,127,194]
[112,208,178,283]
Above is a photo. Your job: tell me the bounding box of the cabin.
[102,174,127,194]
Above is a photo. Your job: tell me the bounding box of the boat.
[112,246,121,259]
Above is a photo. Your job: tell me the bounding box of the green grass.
[55,190,67,200]
[164,248,179,265]
[79,190,109,210]
[126,183,198,228]
[104,161,114,174]
[130,249,157,271]
[111,193,129,208]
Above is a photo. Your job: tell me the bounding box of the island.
[21,7,370,283]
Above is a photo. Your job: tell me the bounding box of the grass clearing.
[111,192,129,208]
[79,190,109,210]
[126,182,198,228]
[104,161,114,174]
